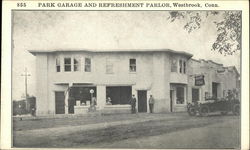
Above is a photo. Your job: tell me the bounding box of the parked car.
[187,98,240,116]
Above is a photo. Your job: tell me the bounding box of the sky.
[12,11,241,100]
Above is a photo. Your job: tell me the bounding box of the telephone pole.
[21,68,31,111]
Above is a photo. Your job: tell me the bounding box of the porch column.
[97,85,106,109]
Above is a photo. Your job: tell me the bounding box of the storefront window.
[176,87,185,104]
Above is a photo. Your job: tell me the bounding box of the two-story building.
[29,49,193,115]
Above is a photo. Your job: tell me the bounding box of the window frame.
[73,58,80,72]
[183,61,186,74]
[106,59,114,74]
[84,57,91,72]
[129,58,136,72]
[56,57,61,72]
[171,59,177,72]
[64,57,72,72]
[179,59,183,73]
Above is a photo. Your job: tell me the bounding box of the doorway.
[138,90,147,112]
[192,88,199,102]
[55,91,65,114]
[170,90,174,112]
[212,82,219,98]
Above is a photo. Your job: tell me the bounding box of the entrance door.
[170,90,174,112]
[192,88,199,102]
[138,90,147,112]
[212,82,218,98]
[55,92,65,114]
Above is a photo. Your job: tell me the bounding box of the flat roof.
[28,48,193,58]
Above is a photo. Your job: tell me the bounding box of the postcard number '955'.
[17,3,26,7]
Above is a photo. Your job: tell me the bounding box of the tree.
[168,11,241,56]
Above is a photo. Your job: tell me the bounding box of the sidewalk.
[15,113,185,137]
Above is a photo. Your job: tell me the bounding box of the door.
[170,90,174,112]
[192,88,199,102]
[212,82,218,98]
[138,90,147,112]
[55,92,65,114]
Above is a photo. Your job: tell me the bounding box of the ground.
[13,112,240,149]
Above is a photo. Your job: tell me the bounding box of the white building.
[29,49,239,115]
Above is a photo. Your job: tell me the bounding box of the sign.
[195,75,205,86]
[90,89,94,94]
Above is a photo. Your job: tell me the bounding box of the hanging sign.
[195,75,205,86]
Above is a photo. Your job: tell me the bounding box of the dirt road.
[13,113,240,149]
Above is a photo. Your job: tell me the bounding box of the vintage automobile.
[187,98,240,116]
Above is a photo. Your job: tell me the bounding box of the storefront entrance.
[212,82,219,98]
[69,86,97,114]
[55,91,65,114]
[192,88,199,102]
[138,90,147,112]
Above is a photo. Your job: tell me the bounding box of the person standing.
[149,95,155,113]
[130,95,137,114]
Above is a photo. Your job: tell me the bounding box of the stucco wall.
[35,54,48,115]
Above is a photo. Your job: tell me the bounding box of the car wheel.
[188,108,196,116]
[200,107,209,117]
[233,105,240,115]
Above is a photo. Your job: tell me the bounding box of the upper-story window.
[178,59,186,74]
[129,59,136,72]
[179,60,183,73]
[74,58,80,71]
[64,58,71,72]
[56,58,60,72]
[183,61,186,74]
[106,59,114,74]
[84,58,91,72]
[171,59,177,72]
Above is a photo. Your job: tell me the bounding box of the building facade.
[187,59,240,104]
[29,49,239,115]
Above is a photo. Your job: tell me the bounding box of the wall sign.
[195,75,205,86]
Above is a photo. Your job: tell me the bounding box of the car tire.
[200,107,209,117]
[188,108,196,116]
[233,104,240,115]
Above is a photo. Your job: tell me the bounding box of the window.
[183,61,186,74]
[64,58,71,72]
[74,58,80,71]
[171,59,177,72]
[106,59,113,74]
[84,58,91,72]
[176,87,185,104]
[129,59,136,72]
[56,58,60,72]
[179,60,182,73]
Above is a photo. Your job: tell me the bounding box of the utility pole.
[21,68,31,111]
